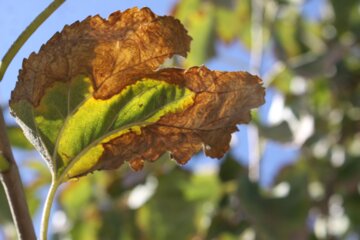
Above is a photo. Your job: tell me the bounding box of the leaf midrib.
[54,82,193,180]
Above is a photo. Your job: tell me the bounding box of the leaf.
[7,125,34,150]
[215,0,252,47]
[237,174,309,239]
[137,170,196,240]
[172,0,216,66]
[137,168,220,240]
[258,121,293,143]
[330,0,359,36]
[9,7,264,182]
[219,154,244,182]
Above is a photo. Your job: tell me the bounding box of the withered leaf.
[10,7,264,181]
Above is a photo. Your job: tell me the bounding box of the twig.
[249,0,264,73]
[0,108,36,240]
[248,0,264,182]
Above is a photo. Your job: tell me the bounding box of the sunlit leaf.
[173,0,216,66]
[10,7,264,182]
[215,0,251,47]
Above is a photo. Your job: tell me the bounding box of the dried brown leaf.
[11,7,191,105]
[10,7,265,178]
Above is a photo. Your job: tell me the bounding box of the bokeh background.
[1,0,360,239]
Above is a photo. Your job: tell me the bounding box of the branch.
[249,0,264,73]
[0,108,36,240]
[248,0,264,182]
[0,0,65,82]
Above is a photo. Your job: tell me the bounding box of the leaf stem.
[0,107,36,240]
[0,0,65,82]
[40,178,61,240]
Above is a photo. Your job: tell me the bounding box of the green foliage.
[175,0,216,66]
[55,166,221,240]
[6,126,34,150]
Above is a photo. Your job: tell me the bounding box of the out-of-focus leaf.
[258,121,293,143]
[274,7,305,59]
[274,0,293,4]
[24,160,51,216]
[137,169,197,240]
[207,213,249,239]
[98,207,140,240]
[25,189,41,217]
[219,155,244,182]
[338,157,360,231]
[173,0,216,66]
[273,6,324,60]
[0,152,10,171]
[344,191,360,231]
[337,156,360,184]
[10,7,264,184]
[330,0,359,36]
[309,77,332,113]
[270,67,293,94]
[69,204,100,240]
[0,185,12,223]
[184,173,220,202]
[237,172,309,239]
[137,168,220,240]
[215,0,251,47]
[184,173,221,236]
[60,178,93,220]
[184,6,216,66]
[349,2,360,38]
[59,172,141,239]
[25,160,51,182]
[6,125,34,150]
[171,0,201,21]
[206,156,249,238]
[174,0,252,49]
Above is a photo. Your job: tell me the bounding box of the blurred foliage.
[6,125,34,150]
[1,0,360,239]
